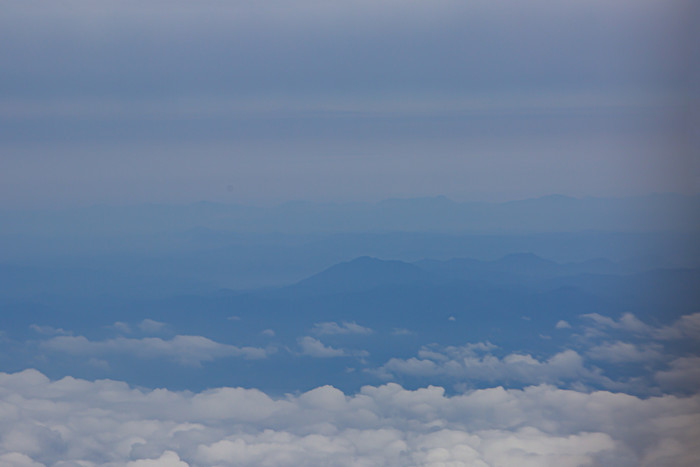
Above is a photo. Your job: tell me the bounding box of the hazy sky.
[1,0,697,208]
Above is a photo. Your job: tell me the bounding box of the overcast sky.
[1,0,697,208]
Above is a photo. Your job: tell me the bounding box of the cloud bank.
[0,369,698,466]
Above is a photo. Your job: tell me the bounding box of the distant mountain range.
[2,250,698,392]
[277,253,697,306]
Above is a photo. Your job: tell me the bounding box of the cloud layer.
[0,369,698,466]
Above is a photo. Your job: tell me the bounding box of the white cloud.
[126,451,188,467]
[298,337,346,357]
[138,319,168,334]
[0,369,698,466]
[556,320,572,329]
[582,313,652,335]
[0,452,44,467]
[655,357,700,394]
[311,321,372,336]
[653,313,700,340]
[392,328,413,336]
[587,341,664,364]
[374,342,611,388]
[581,312,700,343]
[297,337,368,359]
[41,335,267,366]
[261,329,275,337]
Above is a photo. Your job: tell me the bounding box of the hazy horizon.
[2,0,698,209]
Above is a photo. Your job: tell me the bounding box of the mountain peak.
[294,256,429,294]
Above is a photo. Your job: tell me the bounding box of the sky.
[1,0,698,208]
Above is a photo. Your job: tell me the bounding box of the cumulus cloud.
[653,313,700,340]
[311,321,372,336]
[556,320,572,329]
[297,337,368,358]
[655,357,700,394]
[41,335,267,366]
[0,369,698,466]
[373,342,612,388]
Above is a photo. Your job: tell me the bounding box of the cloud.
[126,451,188,467]
[587,341,664,364]
[653,313,700,340]
[41,335,268,366]
[109,320,168,335]
[297,337,368,358]
[0,452,44,467]
[298,337,346,357]
[581,312,700,342]
[138,319,168,334]
[581,313,653,335]
[655,357,700,394]
[28,325,70,336]
[0,369,698,466]
[373,342,612,388]
[112,321,132,334]
[556,320,572,329]
[311,321,373,336]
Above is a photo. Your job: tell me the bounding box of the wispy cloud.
[42,335,268,366]
[29,325,71,336]
[311,321,373,336]
[297,337,369,358]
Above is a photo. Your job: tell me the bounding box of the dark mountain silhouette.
[291,256,431,295]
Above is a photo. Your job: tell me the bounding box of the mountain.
[415,253,623,284]
[290,256,431,295]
